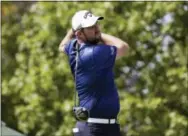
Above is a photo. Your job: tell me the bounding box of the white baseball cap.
[72,10,104,31]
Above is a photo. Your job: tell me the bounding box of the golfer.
[59,10,129,136]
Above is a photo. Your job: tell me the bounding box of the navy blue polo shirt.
[64,39,120,118]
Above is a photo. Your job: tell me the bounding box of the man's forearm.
[101,33,129,58]
[101,33,127,48]
[59,29,74,52]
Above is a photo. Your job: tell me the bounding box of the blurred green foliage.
[2,1,188,136]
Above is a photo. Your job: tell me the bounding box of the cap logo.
[84,11,92,19]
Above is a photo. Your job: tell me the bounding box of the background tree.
[2,1,188,136]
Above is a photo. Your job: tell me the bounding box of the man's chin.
[87,38,100,45]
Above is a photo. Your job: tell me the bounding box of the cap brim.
[81,16,104,29]
[97,16,104,20]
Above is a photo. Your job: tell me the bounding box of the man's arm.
[59,29,74,53]
[101,33,129,59]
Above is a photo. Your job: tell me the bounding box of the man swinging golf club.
[59,10,129,136]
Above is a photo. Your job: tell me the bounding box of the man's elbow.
[59,45,65,53]
[123,42,129,54]
[117,43,129,58]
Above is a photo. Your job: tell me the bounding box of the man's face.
[81,23,101,44]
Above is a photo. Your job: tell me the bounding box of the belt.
[87,118,116,124]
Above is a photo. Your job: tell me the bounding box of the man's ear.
[75,30,83,38]
[75,30,81,36]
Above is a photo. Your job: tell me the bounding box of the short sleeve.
[64,42,71,55]
[64,39,77,55]
[93,45,117,69]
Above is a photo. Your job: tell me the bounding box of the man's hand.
[67,29,74,38]
[59,29,74,53]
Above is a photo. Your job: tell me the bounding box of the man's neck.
[77,39,84,45]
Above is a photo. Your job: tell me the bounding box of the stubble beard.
[87,34,101,45]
